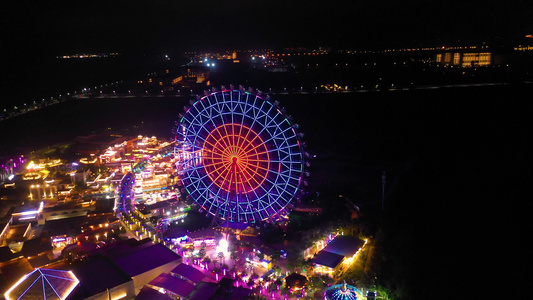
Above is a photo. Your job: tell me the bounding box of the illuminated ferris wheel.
[177,87,305,223]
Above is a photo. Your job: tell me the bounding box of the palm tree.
[217,251,225,267]
[199,248,206,259]
[230,250,239,264]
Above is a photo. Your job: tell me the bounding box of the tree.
[228,234,238,252]
[271,250,281,261]
[230,250,239,263]
[217,251,225,267]
[257,251,265,261]
[198,248,206,259]
[202,256,211,266]
[72,182,88,194]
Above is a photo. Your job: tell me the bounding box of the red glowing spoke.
[239,163,266,190]
[221,164,235,189]
[245,145,269,155]
[237,126,257,153]
[203,138,223,154]
[206,162,231,180]
[210,127,229,150]
[203,123,270,193]
[236,160,247,170]
[222,124,234,150]
[245,155,269,163]
[228,160,238,192]
[205,162,231,173]
[231,124,237,156]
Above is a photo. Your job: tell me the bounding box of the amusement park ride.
[175,85,309,225]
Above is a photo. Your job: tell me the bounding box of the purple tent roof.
[135,286,174,300]
[170,263,209,284]
[148,273,195,298]
[113,243,181,277]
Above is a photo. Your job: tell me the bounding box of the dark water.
[0,54,186,110]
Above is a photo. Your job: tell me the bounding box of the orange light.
[203,123,270,193]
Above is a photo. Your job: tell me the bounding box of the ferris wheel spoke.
[205,160,231,172]
[179,89,304,223]
[237,100,272,150]
[247,143,299,158]
[212,164,233,189]
[239,164,266,192]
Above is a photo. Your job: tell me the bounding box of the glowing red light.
[203,123,270,193]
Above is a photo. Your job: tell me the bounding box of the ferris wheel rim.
[177,88,305,223]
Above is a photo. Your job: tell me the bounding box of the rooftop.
[69,255,132,299]
[3,268,79,300]
[21,238,53,257]
[162,226,188,239]
[148,273,195,298]
[187,227,216,240]
[171,263,210,285]
[136,286,174,300]
[187,281,219,300]
[311,251,345,268]
[0,246,18,262]
[147,198,179,210]
[322,235,364,257]
[113,243,181,277]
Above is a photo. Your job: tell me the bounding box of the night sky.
[2,0,533,56]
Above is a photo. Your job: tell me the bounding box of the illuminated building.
[11,202,44,223]
[187,228,217,247]
[2,223,31,251]
[171,67,210,86]
[311,236,366,277]
[40,200,96,222]
[311,251,344,276]
[28,183,58,200]
[146,272,195,299]
[0,221,11,246]
[112,243,182,293]
[3,268,79,300]
[70,255,135,300]
[134,198,181,219]
[435,51,492,67]
[170,263,214,286]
